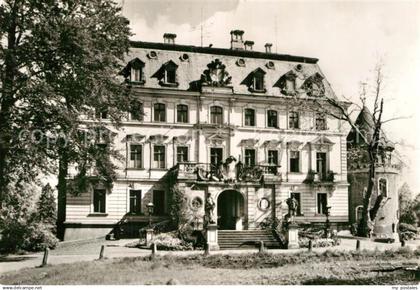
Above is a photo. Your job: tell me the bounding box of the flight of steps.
[218,230,282,249]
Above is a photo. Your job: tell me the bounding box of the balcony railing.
[177,161,281,183]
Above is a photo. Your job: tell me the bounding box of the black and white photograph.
[0,0,419,287]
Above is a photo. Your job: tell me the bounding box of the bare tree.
[308,63,399,237]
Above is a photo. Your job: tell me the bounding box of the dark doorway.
[217,190,245,230]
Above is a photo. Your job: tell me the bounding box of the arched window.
[244,108,255,126]
[355,205,363,222]
[176,104,188,123]
[210,106,223,124]
[378,178,388,197]
[267,110,278,128]
[154,103,166,122]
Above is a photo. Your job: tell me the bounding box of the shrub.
[298,237,340,248]
[152,232,193,251]
[0,182,58,253]
[399,223,418,233]
[21,223,59,251]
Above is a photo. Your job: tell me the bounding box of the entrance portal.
[217,190,245,230]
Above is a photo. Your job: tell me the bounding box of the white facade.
[64,33,349,240]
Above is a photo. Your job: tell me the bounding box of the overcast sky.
[121,0,420,193]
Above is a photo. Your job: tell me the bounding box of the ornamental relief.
[201,59,232,87]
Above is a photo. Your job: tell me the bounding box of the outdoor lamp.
[146,202,154,227]
[326,206,331,217]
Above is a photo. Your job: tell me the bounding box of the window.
[165,68,176,84]
[210,106,223,124]
[286,78,296,93]
[210,147,223,166]
[315,113,327,130]
[289,111,299,129]
[379,178,388,197]
[95,108,108,120]
[244,108,255,126]
[290,151,300,173]
[129,144,142,169]
[244,149,256,167]
[275,71,297,96]
[129,190,142,214]
[154,103,166,122]
[316,152,327,180]
[317,193,328,215]
[253,74,264,91]
[93,189,106,213]
[244,68,266,92]
[129,100,143,121]
[177,104,189,123]
[125,58,145,84]
[153,145,166,169]
[267,110,278,128]
[153,190,166,215]
[131,67,142,83]
[176,146,189,163]
[153,60,179,87]
[355,205,363,222]
[291,192,301,215]
[268,150,278,165]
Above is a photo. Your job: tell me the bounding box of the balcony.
[177,161,281,183]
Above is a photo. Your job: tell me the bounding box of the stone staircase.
[218,230,282,249]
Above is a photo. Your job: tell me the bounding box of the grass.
[1,247,419,285]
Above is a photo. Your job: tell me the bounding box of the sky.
[121,0,420,193]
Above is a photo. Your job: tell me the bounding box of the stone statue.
[205,193,216,224]
[224,156,237,182]
[286,197,299,223]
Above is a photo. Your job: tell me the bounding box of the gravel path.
[0,237,418,275]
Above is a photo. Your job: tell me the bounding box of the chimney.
[163,33,176,44]
[230,30,245,50]
[244,40,254,51]
[265,43,272,53]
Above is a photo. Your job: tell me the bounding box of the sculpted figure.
[205,193,216,224]
[286,197,299,222]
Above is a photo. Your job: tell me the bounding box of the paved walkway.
[0,237,418,275]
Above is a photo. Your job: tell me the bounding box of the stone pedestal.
[287,223,299,249]
[145,228,154,247]
[206,224,219,250]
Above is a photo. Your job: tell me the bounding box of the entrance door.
[217,190,244,230]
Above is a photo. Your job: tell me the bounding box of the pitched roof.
[348,106,394,150]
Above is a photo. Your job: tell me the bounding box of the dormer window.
[241,68,266,93]
[275,71,297,96]
[121,58,145,85]
[253,74,264,91]
[165,67,176,84]
[131,67,142,83]
[302,73,325,97]
[152,60,179,87]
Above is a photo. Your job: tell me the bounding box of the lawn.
[1,247,419,285]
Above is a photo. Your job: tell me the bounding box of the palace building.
[64,31,350,243]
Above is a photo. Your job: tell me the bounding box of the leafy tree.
[398,183,420,226]
[0,0,132,239]
[399,182,412,213]
[36,183,56,228]
[0,179,58,252]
